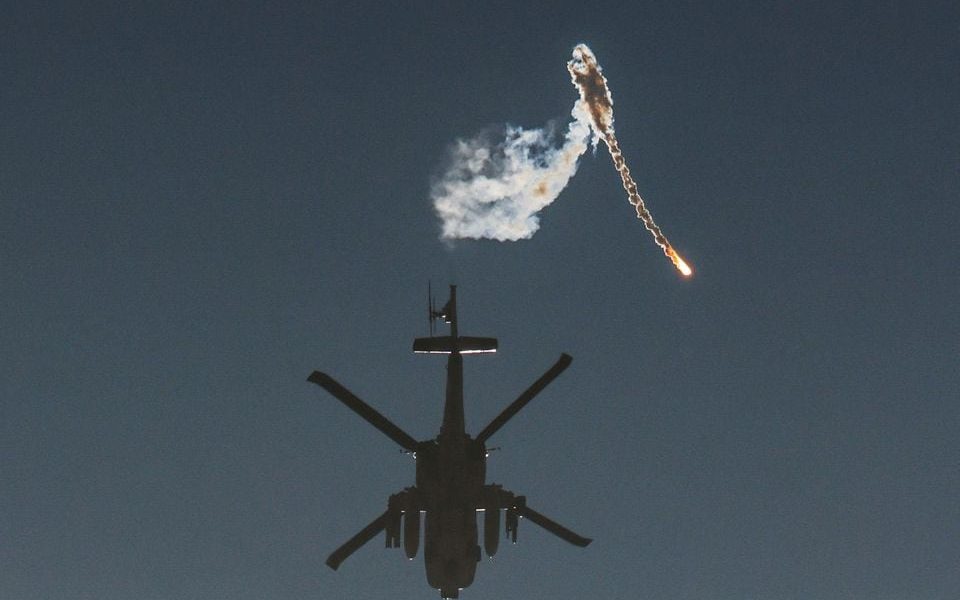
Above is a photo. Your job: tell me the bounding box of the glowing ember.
[669,248,693,278]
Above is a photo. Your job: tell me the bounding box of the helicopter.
[308,285,590,599]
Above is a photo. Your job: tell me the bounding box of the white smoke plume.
[432,102,592,241]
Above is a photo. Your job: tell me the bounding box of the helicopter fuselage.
[313,285,588,600]
[414,352,487,596]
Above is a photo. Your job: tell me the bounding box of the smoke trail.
[567,44,692,276]
[432,103,592,241]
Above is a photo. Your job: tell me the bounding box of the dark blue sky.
[2,2,958,599]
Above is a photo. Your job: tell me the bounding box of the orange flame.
[668,247,693,278]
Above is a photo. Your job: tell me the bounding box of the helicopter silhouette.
[308,284,590,599]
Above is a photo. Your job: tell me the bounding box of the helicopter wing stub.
[326,511,390,570]
[475,353,573,444]
[308,371,419,451]
[482,486,591,548]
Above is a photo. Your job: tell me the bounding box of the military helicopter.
[309,285,590,599]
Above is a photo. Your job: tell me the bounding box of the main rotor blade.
[517,504,592,547]
[326,511,389,570]
[476,353,573,444]
[308,371,419,451]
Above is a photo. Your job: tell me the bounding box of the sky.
[2,2,958,599]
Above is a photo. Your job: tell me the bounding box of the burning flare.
[567,44,693,277]
[431,43,693,277]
